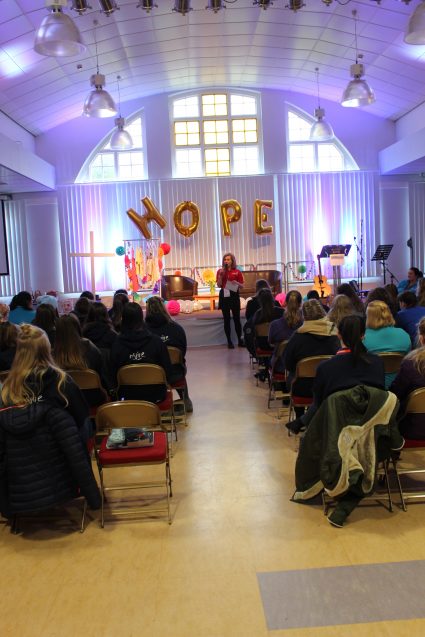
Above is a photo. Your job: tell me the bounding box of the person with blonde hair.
[364,300,411,387]
[390,317,425,439]
[1,324,91,433]
[285,299,340,428]
[327,294,355,327]
[0,324,100,517]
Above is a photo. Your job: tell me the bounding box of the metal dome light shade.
[341,63,375,108]
[83,74,117,117]
[110,76,133,149]
[405,0,425,44]
[310,67,334,141]
[82,21,117,118]
[341,10,375,108]
[34,0,86,57]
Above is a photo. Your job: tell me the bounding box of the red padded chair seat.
[403,438,425,449]
[291,396,313,407]
[256,348,273,357]
[171,378,186,390]
[271,372,286,382]
[99,431,167,465]
[157,390,173,412]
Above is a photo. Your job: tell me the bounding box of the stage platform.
[175,310,246,348]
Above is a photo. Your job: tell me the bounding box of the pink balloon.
[167,300,180,316]
[275,292,286,307]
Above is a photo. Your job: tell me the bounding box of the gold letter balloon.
[220,199,242,237]
[254,199,273,235]
[127,196,167,240]
[173,201,200,238]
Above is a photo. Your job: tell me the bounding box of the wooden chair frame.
[377,352,405,375]
[288,355,333,423]
[167,346,187,426]
[267,340,290,415]
[95,400,172,527]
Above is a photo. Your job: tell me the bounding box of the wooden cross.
[69,230,115,296]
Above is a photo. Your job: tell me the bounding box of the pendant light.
[82,21,117,118]
[137,0,158,12]
[110,76,133,150]
[34,0,86,57]
[341,10,375,108]
[405,0,425,44]
[310,67,334,141]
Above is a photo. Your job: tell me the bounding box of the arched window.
[75,114,145,183]
[171,90,263,178]
[287,107,358,173]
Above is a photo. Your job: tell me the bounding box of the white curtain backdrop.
[0,171,380,295]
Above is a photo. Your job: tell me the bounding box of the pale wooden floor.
[2,347,425,636]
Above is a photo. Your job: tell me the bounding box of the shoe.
[238,339,244,348]
[285,417,306,435]
[228,342,235,349]
[327,514,344,528]
[184,398,193,413]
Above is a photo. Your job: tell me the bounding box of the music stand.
[372,244,393,285]
[319,244,352,292]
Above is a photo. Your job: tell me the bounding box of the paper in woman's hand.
[225,280,240,292]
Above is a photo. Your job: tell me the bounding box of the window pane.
[230,94,257,116]
[233,146,259,175]
[117,152,144,180]
[202,94,228,117]
[318,144,344,171]
[126,119,143,148]
[88,153,115,181]
[232,118,257,144]
[174,121,199,146]
[204,148,230,176]
[203,120,228,145]
[175,148,203,178]
[288,111,311,142]
[289,144,315,172]
[173,96,199,118]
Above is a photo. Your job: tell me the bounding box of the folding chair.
[95,400,172,526]
[67,369,111,418]
[254,322,273,386]
[288,355,333,424]
[117,364,177,447]
[167,346,187,426]
[267,340,290,414]
[389,388,425,511]
[377,352,405,375]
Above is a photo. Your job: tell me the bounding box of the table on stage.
[194,294,220,311]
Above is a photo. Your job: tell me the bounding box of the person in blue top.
[364,300,411,388]
[397,267,423,295]
[8,291,36,325]
[396,291,425,347]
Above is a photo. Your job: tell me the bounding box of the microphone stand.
[354,222,364,296]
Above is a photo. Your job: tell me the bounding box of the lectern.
[319,244,351,294]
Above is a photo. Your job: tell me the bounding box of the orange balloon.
[127,196,166,240]
[220,199,241,237]
[174,201,200,238]
[254,199,273,235]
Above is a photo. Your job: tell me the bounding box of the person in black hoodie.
[83,302,118,349]
[0,323,100,517]
[145,295,193,412]
[110,302,172,403]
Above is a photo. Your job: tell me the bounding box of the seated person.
[110,302,172,403]
[8,291,36,325]
[54,314,110,401]
[268,290,303,373]
[287,315,385,434]
[336,283,365,315]
[396,291,425,346]
[245,288,283,358]
[285,299,340,419]
[245,279,273,322]
[364,300,411,387]
[0,303,9,323]
[327,294,355,328]
[0,324,100,518]
[32,303,58,347]
[397,267,423,295]
[306,289,329,313]
[0,322,19,371]
[70,297,92,328]
[145,295,193,412]
[390,317,425,439]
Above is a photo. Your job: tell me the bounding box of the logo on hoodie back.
[129,351,146,361]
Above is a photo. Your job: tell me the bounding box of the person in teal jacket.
[397,267,422,295]
[364,300,411,388]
